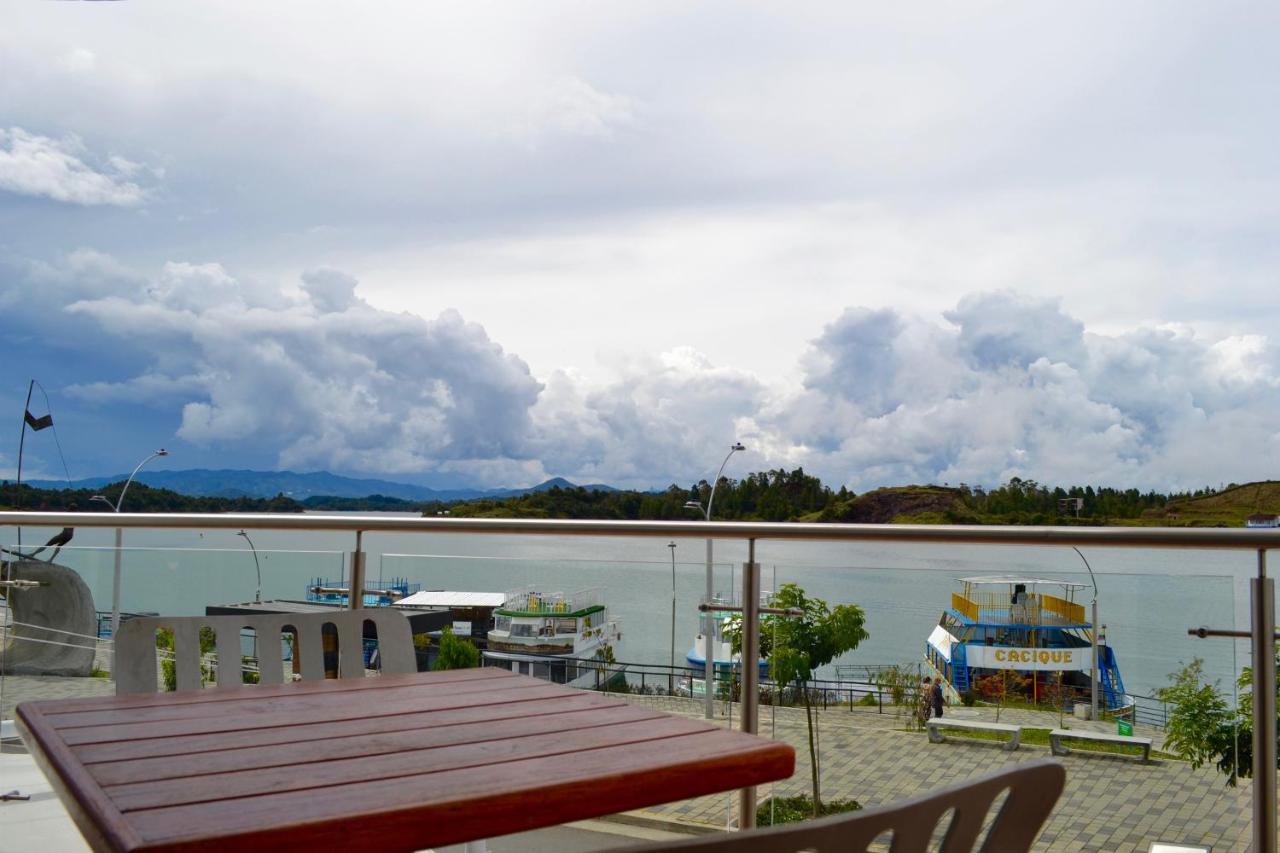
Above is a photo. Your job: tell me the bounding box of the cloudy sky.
[2,2,1278,492]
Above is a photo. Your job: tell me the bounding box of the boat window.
[494,616,511,632]
[556,618,577,634]
[510,623,535,638]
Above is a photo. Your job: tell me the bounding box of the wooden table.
[16,668,795,852]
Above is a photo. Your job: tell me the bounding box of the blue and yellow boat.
[925,575,1127,710]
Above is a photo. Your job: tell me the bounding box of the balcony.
[1,512,1277,851]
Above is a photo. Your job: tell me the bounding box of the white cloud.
[0,127,150,207]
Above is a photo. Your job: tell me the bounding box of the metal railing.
[1,511,1277,845]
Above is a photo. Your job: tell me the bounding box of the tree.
[432,626,480,671]
[729,583,868,816]
[1157,654,1280,786]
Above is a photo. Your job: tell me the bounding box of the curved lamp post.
[238,530,262,603]
[684,441,746,719]
[93,448,168,643]
[1072,546,1100,719]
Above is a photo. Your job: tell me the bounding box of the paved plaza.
[0,676,1260,851]
[613,694,1254,852]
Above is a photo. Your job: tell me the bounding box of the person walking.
[917,677,932,727]
[931,676,945,718]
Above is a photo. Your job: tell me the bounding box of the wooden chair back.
[114,609,416,695]
[629,759,1065,853]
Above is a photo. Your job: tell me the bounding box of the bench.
[926,718,1022,751]
[1049,728,1152,762]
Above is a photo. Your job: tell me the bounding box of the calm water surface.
[6,516,1253,697]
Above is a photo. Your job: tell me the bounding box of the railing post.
[1252,548,1276,853]
[738,539,760,829]
[348,531,366,611]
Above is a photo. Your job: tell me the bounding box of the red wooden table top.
[16,668,795,852]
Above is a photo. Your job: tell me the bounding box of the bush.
[757,795,861,826]
[960,689,977,707]
[856,692,878,707]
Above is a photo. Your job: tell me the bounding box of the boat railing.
[951,591,1086,626]
[501,586,600,614]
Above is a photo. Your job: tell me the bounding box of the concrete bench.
[1049,728,1152,763]
[926,718,1022,751]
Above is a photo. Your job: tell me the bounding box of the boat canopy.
[957,575,1087,589]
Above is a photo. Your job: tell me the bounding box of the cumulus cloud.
[762,292,1280,491]
[0,127,151,207]
[7,251,1280,493]
[49,260,543,481]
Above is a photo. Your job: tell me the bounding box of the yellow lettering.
[995,649,1005,662]
[1038,651,1050,664]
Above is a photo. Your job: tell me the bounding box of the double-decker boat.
[925,575,1127,710]
[484,586,621,687]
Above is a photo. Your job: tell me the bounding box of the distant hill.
[809,485,971,524]
[25,469,617,502]
[1139,481,1280,527]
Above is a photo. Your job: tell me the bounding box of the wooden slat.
[88,703,667,785]
[73,690,608,765]
[111,714,709,811]
[55,680,562,745]
[16,704,145,853]
[126,729,794,851]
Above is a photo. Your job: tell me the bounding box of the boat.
[925,575,1127,710]
[684,593,770,697]
[484,586,622,687]
[305,576,420,607]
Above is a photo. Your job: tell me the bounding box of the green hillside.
[1136,481,1280,527]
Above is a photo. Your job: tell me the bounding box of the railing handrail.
[3,511,1280,548]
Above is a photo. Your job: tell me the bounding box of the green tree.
[729,583,868,816]
[1157,654,1280,786]
[432,626,480,671]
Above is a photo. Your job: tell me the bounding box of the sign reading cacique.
[965,645,1089,671]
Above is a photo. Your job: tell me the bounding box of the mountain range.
[24,469,618,502]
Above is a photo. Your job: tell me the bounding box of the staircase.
[951,643,970,691]
[1098,645,1126,708]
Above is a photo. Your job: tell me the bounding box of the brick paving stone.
[612,693,1253,851]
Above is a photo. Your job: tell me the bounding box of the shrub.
[757,795,861,826]
[960,689,977,707]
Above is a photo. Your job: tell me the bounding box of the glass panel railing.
[0,524,1267,850]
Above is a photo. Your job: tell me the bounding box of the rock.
[1,560,97,677]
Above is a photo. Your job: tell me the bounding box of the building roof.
[396,590,506,608]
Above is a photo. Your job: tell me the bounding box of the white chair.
[113,610,416,694]
[629,759,1065,853]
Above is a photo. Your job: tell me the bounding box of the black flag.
[24,409,53,431]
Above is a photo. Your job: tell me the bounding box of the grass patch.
[934,725,1175,759]
[757,795,861,826]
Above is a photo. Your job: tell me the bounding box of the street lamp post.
[239,530,263,603]
[93,449,168,644]
[1072,547,1100,719]
[668,541,677,695]
[684,441,746,719]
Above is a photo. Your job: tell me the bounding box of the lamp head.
[90,495,111,506]
[237,530,248,539]
[683,501,703,510]
[155,448,169,457]
[668,540,676,549]
[731,442,745,452]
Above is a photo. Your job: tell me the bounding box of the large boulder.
[1,559,97,676]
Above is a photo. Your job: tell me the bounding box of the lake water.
[4,517,1256,698]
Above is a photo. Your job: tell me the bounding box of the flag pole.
[14,379,35,553]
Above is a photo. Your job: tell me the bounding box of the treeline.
[1,471,1242,525]
[0,482,304,514]
[432,468,839,521]
[957,477,1214,523]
